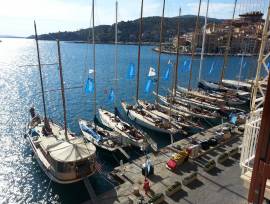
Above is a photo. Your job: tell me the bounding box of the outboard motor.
[29,107,36,118]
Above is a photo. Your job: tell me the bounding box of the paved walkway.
[92,124,248,204]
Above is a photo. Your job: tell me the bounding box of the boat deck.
[88,123,248,204]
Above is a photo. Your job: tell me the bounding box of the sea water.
[0,38,257,203]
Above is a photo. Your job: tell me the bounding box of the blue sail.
[108,88,115,103]
[181,60,187,72]
[243,62,247,69]
[163,64,171,81]
[209,62,215,74]
[182,60,190,72]
[127,63,135,79]
[85,77,94,94]
[145,78,152,93]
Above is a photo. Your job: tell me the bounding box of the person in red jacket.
[143,178,150,195]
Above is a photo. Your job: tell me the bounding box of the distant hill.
[28,15,224,43]
[0,35,24,38]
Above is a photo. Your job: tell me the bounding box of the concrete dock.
[88,123,248,204]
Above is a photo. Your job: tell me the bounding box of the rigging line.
[39,85,83,94]
[18,63,58,68]
[188,0,202,91]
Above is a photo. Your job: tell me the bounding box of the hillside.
[28,15,224,43]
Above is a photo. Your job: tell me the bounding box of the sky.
[0,0,267,37]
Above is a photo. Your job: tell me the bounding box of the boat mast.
[188,0,202,90]
[34,21,50,129]
[136,0,144,102]
[56,39,68,140]
[173,8,181,97]
[198,0,210,82]
[114,0,118,108]
[155,0,166,104]
[92,0,97,116]
[219,0,237,85]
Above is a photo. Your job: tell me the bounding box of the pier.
[82,123,247,204]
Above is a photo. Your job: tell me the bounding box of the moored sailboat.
[98,108,145,150]
[121,0,184,135]
[26,22,96,184]
[79,0,135,153]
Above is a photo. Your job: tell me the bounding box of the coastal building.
[172,11,266,55]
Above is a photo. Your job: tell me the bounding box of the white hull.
[98,108,145,149]
[27,132,94,184]
[157,94,217,120]
[121,101,177,134]
[79,119,120,152]
[26,118,96,185]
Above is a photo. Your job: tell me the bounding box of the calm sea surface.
[0,38,257,203]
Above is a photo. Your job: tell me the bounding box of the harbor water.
[0,38,257,203]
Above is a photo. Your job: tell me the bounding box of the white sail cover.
[40,137,96,162]
[148,67,156,77]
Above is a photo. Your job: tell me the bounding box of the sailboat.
[197,0,250,104]
[79,0,140,153]
[136,99,203,134]
[154,92,219,121]
[26,22,96,184]
[93,1,146,150]
[121,0,183,135]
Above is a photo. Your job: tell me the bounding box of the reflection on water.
[0,38,257,203]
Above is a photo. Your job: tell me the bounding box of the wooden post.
[56,39,68,140]
[155,0,166,104]
[136,0,144,102]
